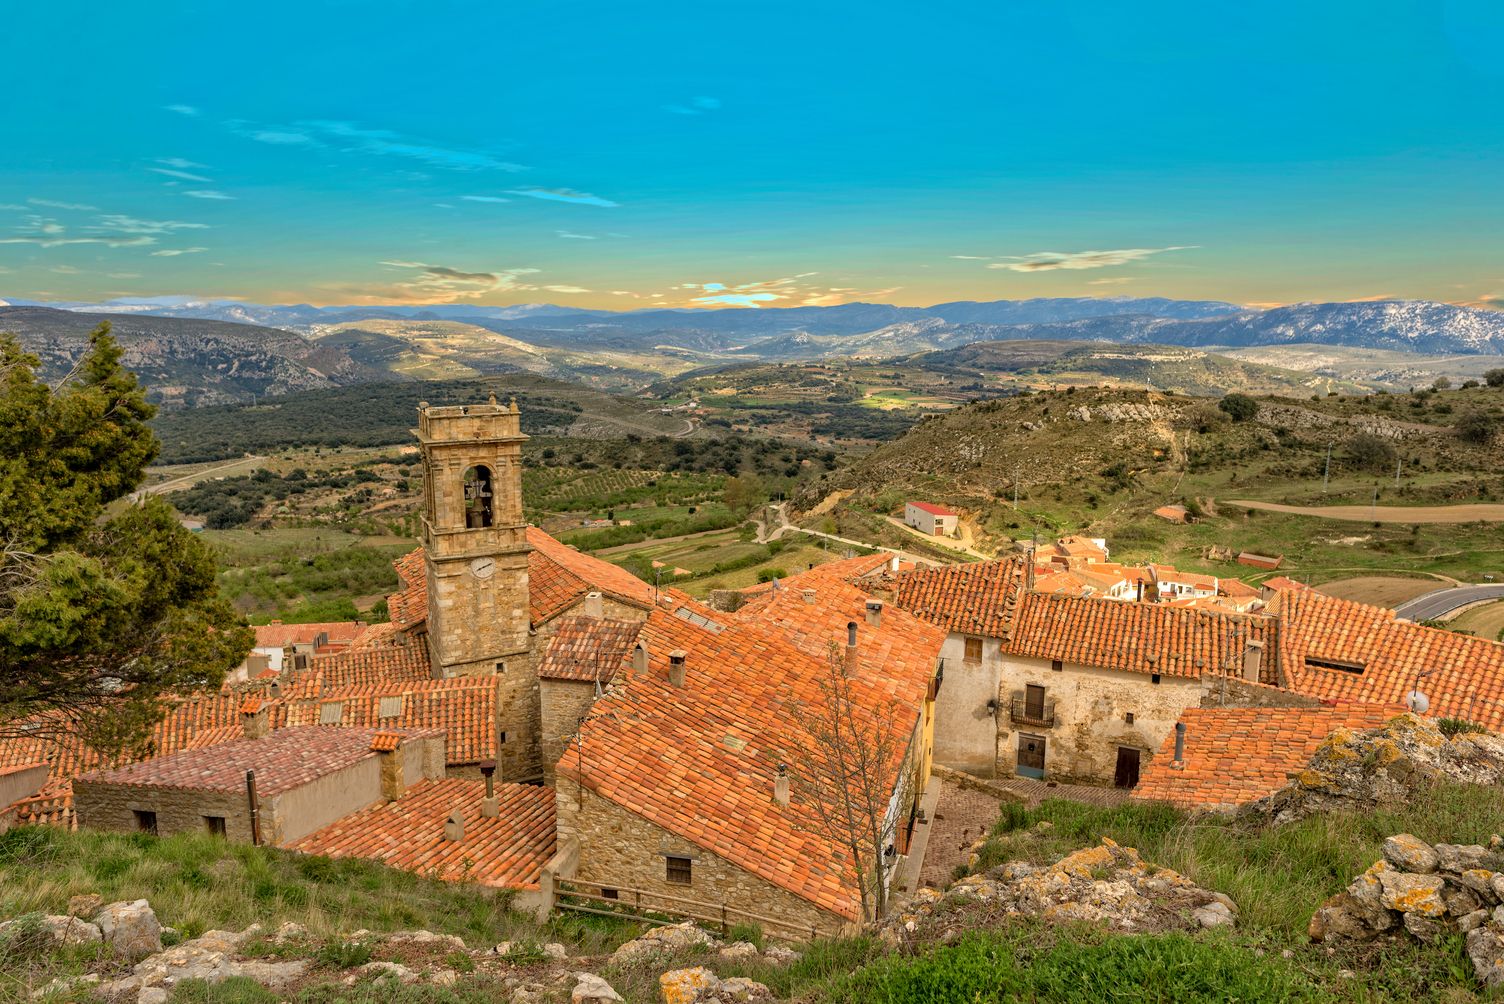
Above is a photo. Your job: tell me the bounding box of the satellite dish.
[1405,690,1430,714]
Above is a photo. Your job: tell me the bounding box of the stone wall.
[933,632,1003,776]
[995,656,1203,784]
[1198,675,1322,709]
[540,679,599,785]
[561,786,841,937]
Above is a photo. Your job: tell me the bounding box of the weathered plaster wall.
[995,656,1203,783]
[932,632,1003,776]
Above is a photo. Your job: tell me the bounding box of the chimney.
[1171,722,1186,769]
[668,650,687,688]
[773,764,790,807]
[1242,639,1265,683]
[632,642,649,675]
[844,623,859,678]
[889,554,900,573]
[865,599,883,628]
[373,732,406,801]
[583,591,604,619]
[240,698,269,740]
[443,809,465,841]
[479,761,499,818]
[801,588,817,605]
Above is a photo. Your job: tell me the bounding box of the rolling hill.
[0,306,380,408]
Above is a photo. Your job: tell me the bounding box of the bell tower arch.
[416,395,531,678]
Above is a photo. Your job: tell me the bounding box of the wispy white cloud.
[29,198,99,211]
[151,167,213,183]
[664,96,722,115]
[183,189,235,200]
[1087,277,1133,285]
[983,246,1196,272]
[949,255,991,260]
[149,247,209,256]
[164,104,200,116]
[244,127,317,146]
[159,158,207,170]
[301,120,527,172]
[94,215,210,235]
[557,230,598,240]
[460,195,511,204]
[0,233,155,249]
[107,272,143,279]
[542,284,591,294]
[49,265,81,274]
[506,187,619,208]
[678,273,892,308]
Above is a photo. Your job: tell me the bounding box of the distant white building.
[904,501,958,536]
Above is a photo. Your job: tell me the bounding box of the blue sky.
[2,0,1502,310]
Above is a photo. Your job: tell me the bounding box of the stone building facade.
[555,786,841,937]
[418,399,533,680]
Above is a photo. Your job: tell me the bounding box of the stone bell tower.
[416,396,531,679]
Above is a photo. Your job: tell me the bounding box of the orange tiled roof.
[525,527,656,624]
[908,501,957,516]
[726,571,944,703]
[298,641,434,694]
[538,616,644,682]
[76,726,441,797]
[558,598,934,921]
[1008,592,1275,681]
[1262,576,1309,592]
[1276,590,1504,730]
[1220,579,1261,599]
[253,621,366,650]
[1132,703,1406,811]
[387,549,429,631]
[279,677,497,764]
[893,558,1026,640]
[290,777,555,889]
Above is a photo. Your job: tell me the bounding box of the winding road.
[1393,584,1504,622]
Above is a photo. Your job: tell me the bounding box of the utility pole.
[1394,456,1402,489]
[1322,442,1332,493]
[1371,484,1379,522]
[1013,464,1020,509]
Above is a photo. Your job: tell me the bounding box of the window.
[963,637,983,663]
[133,810,158,835]
[666,856,693,885]
[1150,674,1161,685]
[319,701,343,725]
[1305,657,1365,675]
[499,731,508,744]
[1124,712,1135,725]
[495,661,506,674]
[378,695,404,718]
[1051,659,1063,673]
[204,816,227,837]
[463,466,495,528]
[601,888,619,901]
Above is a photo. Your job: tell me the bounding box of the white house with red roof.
[904,500,958,536]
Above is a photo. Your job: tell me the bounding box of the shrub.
[1485,368,1504,388]
[1346,432,1396,471]
[1438,718,1487,737]
[1217,393,1259,422]
[1456,412,1499,445]
[315,940,373,968]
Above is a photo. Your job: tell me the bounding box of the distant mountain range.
[3,294,1502,407]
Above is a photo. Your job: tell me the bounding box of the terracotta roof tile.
[558,596,939,921]
[893,558,1027,640]
[253,621,367,650]
[1008,592,1275,681]
[291,778,555,889]
[278,678,497,764]
[539,617,644,682]
[1277,590,1504,730]
[75,727,441,797]
[1132,703,1406,811]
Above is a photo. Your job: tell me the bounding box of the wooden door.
[1114,747,1141,789]
[1017,734,1045,779]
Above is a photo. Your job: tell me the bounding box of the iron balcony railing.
[1010,695,1056,727]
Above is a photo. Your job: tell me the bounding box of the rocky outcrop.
[98,925,308,1000]
[0,913,102,948]
[659,967,772,1004]
[1241,714,1504,825]
[891,837,1237,939]
[609,922,719,964]
[94,901,162,960]
[1310,832,1504,989]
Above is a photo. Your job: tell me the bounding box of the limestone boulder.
[1467,925,1504,989]
[1378,872,1446,917]
[660,966,719,1004]
[96,900,162,959]
[610,923,718,963]
[1193,902,1236,929]
[717,941,759,961]
[573,973,624,1004]
[67,893,103,919]
[1383,834,1438,873]
[0,914,101,947]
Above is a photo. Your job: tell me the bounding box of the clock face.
[469,557,496,579]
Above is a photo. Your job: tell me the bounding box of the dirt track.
[1315,576,1444,608]
[1226,499,1504,524]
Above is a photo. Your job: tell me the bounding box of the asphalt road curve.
[1393,584,1504,622]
